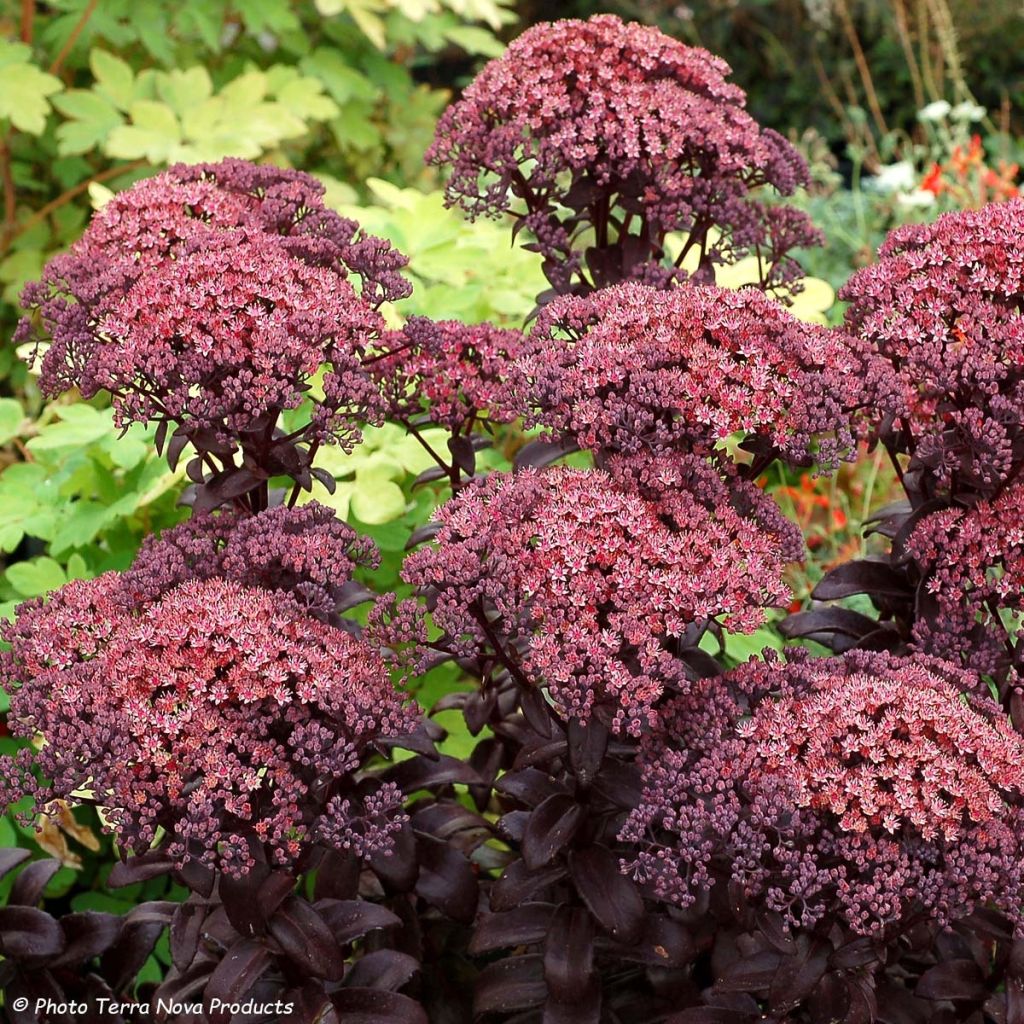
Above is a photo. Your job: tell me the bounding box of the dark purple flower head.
[17,160,410,450]
[907,483,1024,680]
[520,281,870,467]
[0,574,414,874]
[403,463,796,733]
[372,316,526,432]
[427,15,820,296]
[121,501,379,616]
[841,199,1024,495]
[623,651,1024,936]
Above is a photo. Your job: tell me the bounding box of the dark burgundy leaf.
[166,430,190,471]
[779,608,880,641]
[591,761,643,811]
[170,900,207,971]
[267,896,345,981]
[334,579,377,612]
[331,988,428,1023]
[492,859,566,911]
[9,859,60,906]
[406,522,442,549]
[755,910,796,955]
[50,911,122,967]
[176,856,215,896]
[154,418,168,456]
[830,936,880,970]
[665,1009,757,1024]
[0,906,65,958]
[568,846,643,945]
[448,436,476,476]
[414,833,478,924]
[384,753,482,791]
[0,848,30,880]
[523,794,584,870]
[107,852,173,888]
[413,464,450,488]
[313,899,402,944]
[496,768,568,809]
[544,906,595,1002]
[520,684,554,737]
[474,955,547,1015]
[513,438,580,471]
[812,560,910,602]
[368,821,418,891]
[412,803,490,842]
[102,908,167,991]
[469,904,555,954]
[542,985,602,1024]
[313,849,361,902]
[218,863,271,936]
[205,938,272,1020]
[916,959,987,1002]
[716,950,782,992]
[310,466,337,493]
[567,717,608,787]
[769,939,829,1013]
[344,949,420,991]
[600,914,694,967]
[153,962,215,1008]
[498,809,530,842]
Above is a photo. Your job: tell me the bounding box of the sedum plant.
[4,18,1024,1024]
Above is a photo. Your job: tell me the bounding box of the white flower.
[867,161,916,194]
[897,189,937,209]
[950,101,987,123]
[918,100,952,123]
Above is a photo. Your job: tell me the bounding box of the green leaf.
[0,44,62,135]
[27,406,115,452]
[89,50,136,111]
[49,501,112,555]
[155,67,213,117]
[350,467,408,524]
[6,557,68,598]
[53,89,124,155]
[0,399,24,445]
[443,26,506,57]
[104,100,181,162]
[275,78,339,121]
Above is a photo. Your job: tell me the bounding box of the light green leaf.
[275,78,339,121]
[443,26,505,57]
[0,399,24,446]
[156,67,213,118]
[50,501,110,555]
[0,67,62,135]
[350,468,407,524]
[53,89,124,155]
[27,406,115,452]
[6,557,67,598]
[90,50,135,111]
[105,100,181,162]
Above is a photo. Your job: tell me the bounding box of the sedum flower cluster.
[428,14,820,298]
[0,572,413,875]
[519,281,873,467]
[624,651,1024,936]
[404,461,799,734]
[841,199,1024,497]
[17,159,409,451]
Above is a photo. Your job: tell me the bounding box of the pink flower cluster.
[624,651,1024,936]
[427,14,819,294]
[403,462,798,733]
[520,282,870,466]
[120,502,379,615]
[0,574,414,873]
[907,484,1024,678]
[17,160,409,447]
[372,316,526,432]
[841,199,1024,493]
